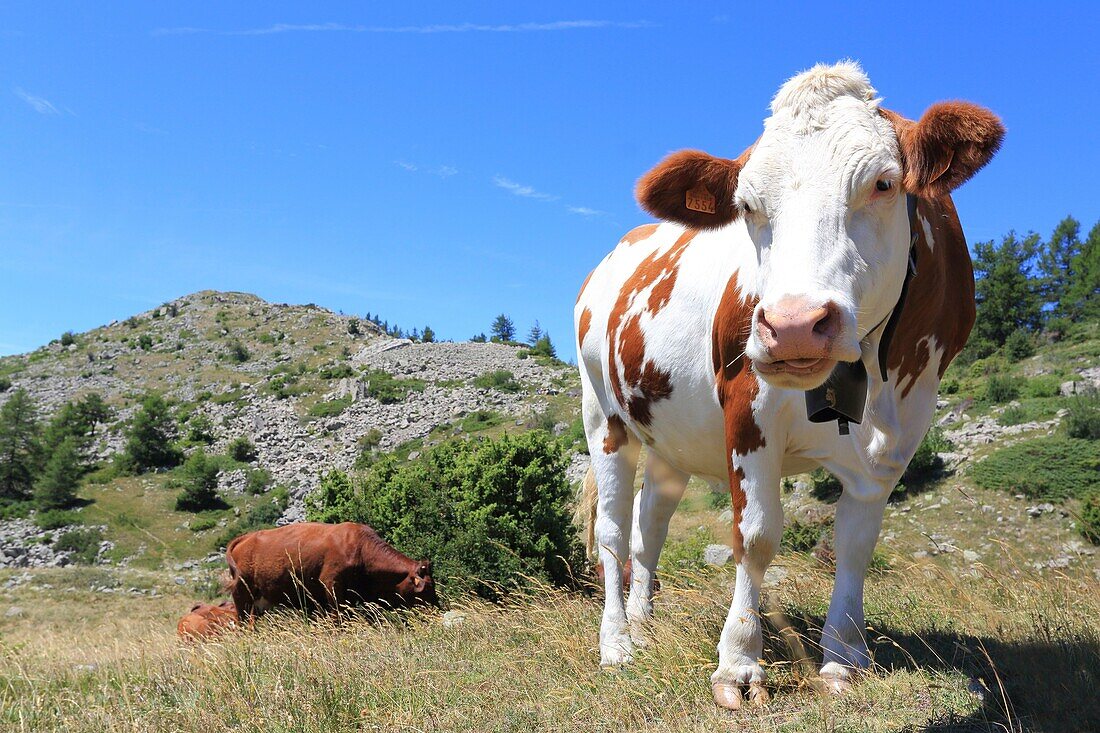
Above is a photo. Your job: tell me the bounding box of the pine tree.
[530,333,558,359]
[1064,220,1100,320]
[33,436,82,510]
[74,393,111,436]
[123,394,181,473]
[527,320,544,346]
[972,232,1042,348]
[1039,216,1082,314]
[0,389,41,501]
[471,333,487,343]
[422,326,435,343]
[411,327,420,341]
[490,314,515,343]
[174,449,221,511]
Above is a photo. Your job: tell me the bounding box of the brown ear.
[635,149,742,230]
[885,102,1004,198]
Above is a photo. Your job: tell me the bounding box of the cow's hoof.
[748,681,770,706]
[712,682,743,710]
[819,662,857,695]
[599,639,634,667]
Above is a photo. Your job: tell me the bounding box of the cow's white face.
[635,61,1004,391]
[737,91,909,389]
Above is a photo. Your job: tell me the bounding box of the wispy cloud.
[396,161,459,177]
[493,175,559,201]
[154,20,654,37]
[566,206,605,217]
[14,88,62,115]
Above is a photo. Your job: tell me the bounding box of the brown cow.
[177,600,238,642]
[225,522,438,620]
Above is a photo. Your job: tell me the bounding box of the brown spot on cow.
[577,307,593,347]
[225,522,438,620]
[605,229,697,425]
[603,415,628,454]
[711,271,766,561]
[177,600,238,643]
[620,223,659,246]
[886,196,975,397]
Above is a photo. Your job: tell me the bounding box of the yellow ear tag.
[685,185,716,214]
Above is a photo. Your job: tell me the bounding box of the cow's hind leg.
[819,484,890,692]
[712,452,782,709]
[587,409,641,666]
[626,451,688,645]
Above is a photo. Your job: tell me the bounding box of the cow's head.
[637,62,1003,390]
[398,560,439,607]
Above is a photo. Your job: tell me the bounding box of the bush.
[137,334,153,351]
[900,427,950,487]
[809,468,843,503]
[189,515,217,532]
[246,468,271,494]
[1080,493,1100,545]
[307,432,584,600]
[782,518,833,553]
[461,410,503,433]
[185,414,216,445]
[226,436,257,463]
[318,364,355,380]
[121,394,181,473]
[472,370,521,393]
[226,341,250,363]
[54,527,103,564]
[1003,329,1035,361]
[174,449,224,512]
[970,437,1100,502]
[308,396,353,418]
[999,405,1029,426]
[34,509,82,530]
[363,369,425,404]
[215,501,284,549]
[985,375,1021,403]
[1064,394,1100,440]
[0,376,10,392]
[60,331,76,347]
[1023,375,1062,398]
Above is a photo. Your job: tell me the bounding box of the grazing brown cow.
[177,600,238,642]
[225,522,438,620]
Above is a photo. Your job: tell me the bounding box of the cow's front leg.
[819,484,890,692]
[626,452,689,645]
[712,454,782,709]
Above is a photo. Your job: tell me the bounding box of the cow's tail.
[576,466,599,563]
[222,535,244,595]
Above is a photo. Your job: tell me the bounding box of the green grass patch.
[461,409,503,432]
[363,369,426,404]
[308,395,353,418]
[472,369,522,392]
[970,437,1100,502]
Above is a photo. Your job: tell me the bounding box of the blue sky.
[2,2,1098,359]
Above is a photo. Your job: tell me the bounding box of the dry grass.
[2,549,1096,733]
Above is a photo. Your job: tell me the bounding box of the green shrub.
[461,410,503,433]
[659,527,715,573]
[472,370,522,393]
[0,500,33,521]
[137,334,153,351]
[306,432,584,600]
[215,500,284,549]
[809,468,843,503]
[900,427,950,488]
[985,375,1021,403]
[308,396,353,418]
[121,394,182,473]
[0,376,10,392]
[54,527,103,564]
[318,364,355,380]
[1023,375,1062,398]
[226,341,250,363]
[363,369,425,404]
[1080,493,1100,545]
[999,405,1028,426]
[185,413,216,445]
[246,467,271,494]
[60,331,76,347]
[189,515,217,532]
[226,436,257,463]
[782,518,833,553]
[34,509,82,530]
[1064,394,1100,440]
[564,417,587,453]
[1003,329,1035,361]
[970,437,1100,502]
[174,449,224,512]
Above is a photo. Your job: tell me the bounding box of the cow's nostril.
[811,303,839,338]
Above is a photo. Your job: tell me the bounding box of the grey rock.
[4,606,24,617]
[703,544,734,567]
[442,610,468,628]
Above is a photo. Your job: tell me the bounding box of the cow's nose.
[756,298,840,360]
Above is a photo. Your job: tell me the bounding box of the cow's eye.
[875,179,893,192]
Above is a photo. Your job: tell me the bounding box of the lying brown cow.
[177,600,238,642]
[225,522,438,620]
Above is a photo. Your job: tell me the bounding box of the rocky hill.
[0,291,581,566]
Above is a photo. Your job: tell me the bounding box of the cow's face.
[398,561,439,607]
[636,63,1003,390]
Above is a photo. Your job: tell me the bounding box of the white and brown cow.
[575,62,1003,709]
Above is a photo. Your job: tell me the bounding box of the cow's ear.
[887,102,1004,198]
[417,561,432,577]
[635,150,743,230]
